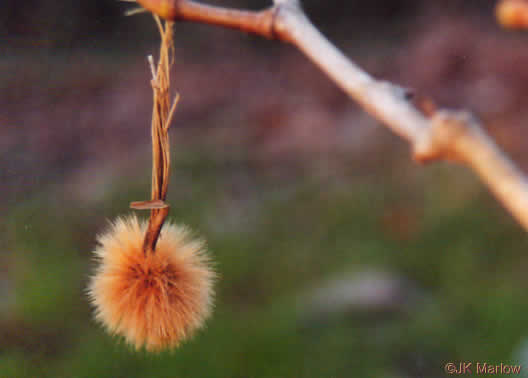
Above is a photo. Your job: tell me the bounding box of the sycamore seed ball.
[88,215,215,352]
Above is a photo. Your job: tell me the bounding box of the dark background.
[3,1,528,377]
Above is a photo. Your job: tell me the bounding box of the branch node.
[413,110,479,164]
[270,0,303,42]
[381,81,412,101]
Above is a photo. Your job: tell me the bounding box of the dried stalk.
[131,0,528,231]
[130,17,179,254]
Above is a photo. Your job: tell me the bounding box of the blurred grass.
[2,147,528,378]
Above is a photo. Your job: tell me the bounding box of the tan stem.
[143,207,170,254]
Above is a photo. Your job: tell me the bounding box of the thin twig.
[132,0,528,231]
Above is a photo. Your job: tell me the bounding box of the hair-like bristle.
[87,214,215,351]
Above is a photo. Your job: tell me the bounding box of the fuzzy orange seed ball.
[88,215,215,352]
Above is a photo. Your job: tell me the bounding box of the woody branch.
[134,0,528,231]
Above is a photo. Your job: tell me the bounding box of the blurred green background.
[3,0,528,377]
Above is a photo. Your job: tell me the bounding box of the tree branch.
[135,0,278,38]
[133,0,528,231]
